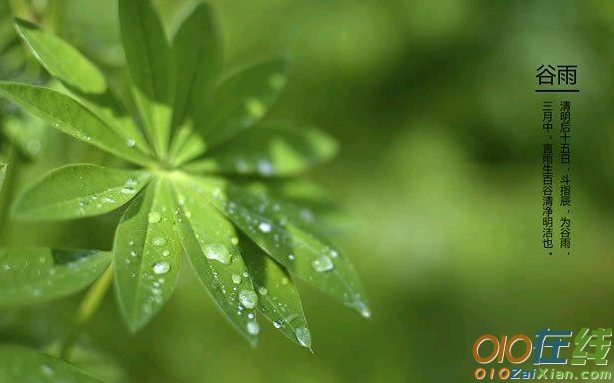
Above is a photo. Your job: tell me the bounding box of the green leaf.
[173,176,259,346]
[188,176,371,317]
[240,236,312,350]
[12,18,152,156]
[119,0,174,158]
[0,163,6,191]
[0,248,112,307]
[114,178,182,333]
[183,123,338,175]
[0,82,153,166]
[12,164,152,221]
[204,57,288,149]
[0,344,103,382]
[14,19,107,94]
[171,2,222,135]
[169,127,206,166]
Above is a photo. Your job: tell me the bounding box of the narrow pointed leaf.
[0,248,112,307]
[204,57,288,149]
[12,164,152,220]
[114,178,182,333]
[187,177,370,317]
[171,2,222,135]
[0,82,153,165]
[0,344,103,382]
[13,18,152,155]
[173,177,259,345]
[119,0,174,158]
[14,18,107,94]
[184,123,338,176]
[241,236,312,350]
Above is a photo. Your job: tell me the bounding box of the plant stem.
[0,147,18,245]
[60,263,114,361]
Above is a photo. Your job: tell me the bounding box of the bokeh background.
[1,0,614,382]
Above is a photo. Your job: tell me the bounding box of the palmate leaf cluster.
[0,0,368,372]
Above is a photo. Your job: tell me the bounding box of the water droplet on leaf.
[247,320,259,335]
[204,244,232,264]
[152,237,167,247]
[258,222,272,233]
[153,261,170,275]
[311,255,334,272]
[239,289,258,309]
[232,274,242,284]
[295,326,311,348]
[148,212,161,223]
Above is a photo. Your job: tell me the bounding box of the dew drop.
[281,277,289,285]
[247,320,260,335]
[258,222,272,233]
[239,289,258,309]
[330,249,339,258]
[148,212,161,223]
[129,240,135,246]
[152,237,167,247]
[311,255,334,272]
[204,244,232,264]
[153,261,170,275]
[231,274,242,284]
[130,251,137,257]
[126,138,136,147]
[273,320,282,329]
[162,250,170,257]
[288,254,295,261]
[295,326,311,348]
[257,286,268,295]
[185,210,192,218]
[230,236,239,245]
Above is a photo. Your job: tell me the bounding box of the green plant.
[0,0,368,379]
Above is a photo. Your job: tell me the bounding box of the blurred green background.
[2,0,614,382]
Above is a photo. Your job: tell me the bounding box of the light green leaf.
[12,164,152,221]
[114,178,182,333]
[187,176,370,317]
[173,177,259,346]
[204,57,288,149]
[0,82,153,166]
[241,236,312,350]
[14,18,107,94]
[171,2,222,135]
[0,248,112,307]
[183,123,338,175]
[0,344,103,382]
[12,18,153,155]
[119,0,174,158]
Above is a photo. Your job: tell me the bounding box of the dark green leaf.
[12,164,152,220]
[0,248,112,307]
[186,176,371,317]
[183,123,338,175]
[119,0,174,158]
[171,2,222,135]
[241,236,312,350]
[0,344,103,382]
[114,178,182,333]
[173,176,259,346]
[0,82,153,166]
[204,56,288,149]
